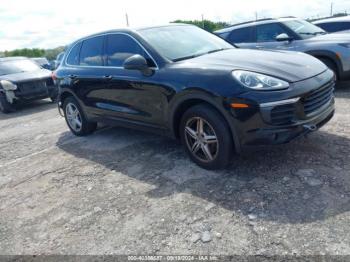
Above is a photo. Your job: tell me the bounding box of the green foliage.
[4,48,45,58]
[2,46,65,61]
[172,19,230,32]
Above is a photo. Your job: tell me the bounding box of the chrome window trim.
[260,97,300,108]
[65,32,159,70]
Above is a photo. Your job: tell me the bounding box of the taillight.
[52,71,57,81]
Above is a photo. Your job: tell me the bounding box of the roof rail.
[227,16,297,28]
[229,18,274,27]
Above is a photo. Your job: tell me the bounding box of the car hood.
[182,49,327,82]
[0,69,52,83]
[307,32,350,41]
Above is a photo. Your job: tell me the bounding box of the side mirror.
[123,54,153,76]
[276,33,293,42]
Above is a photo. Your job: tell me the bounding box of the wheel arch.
[170,93,241,153]
[59,90,79,107]
[306,50,342,77]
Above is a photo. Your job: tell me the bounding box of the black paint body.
[56,26,335,152]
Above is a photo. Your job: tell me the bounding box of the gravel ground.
[0,86,350,256]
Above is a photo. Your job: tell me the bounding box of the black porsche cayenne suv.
[56,24,335,169]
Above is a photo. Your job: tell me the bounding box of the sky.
[0,0,349,51]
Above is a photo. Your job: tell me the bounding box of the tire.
[180,104,233,170]
[63,96,97,136]
[50,96,58,103]
[0,92,15,113]
[319,58,338,82]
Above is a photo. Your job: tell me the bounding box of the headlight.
[0,80,17,91]
[232,70,289,90]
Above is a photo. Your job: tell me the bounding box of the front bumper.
[243,101,334,145]
[229,69,335,147]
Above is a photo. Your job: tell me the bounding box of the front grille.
[16,80,49,98]
[270,104,296,125]
[303,81,334,116]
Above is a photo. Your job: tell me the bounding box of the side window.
[106,34,155,67]
[256,23,288,42]
[228,27,256,43]
[79,36,104,66]
[67,42,81,65]
[324,22,350,32]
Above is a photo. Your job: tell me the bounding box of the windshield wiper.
[299,31,327,36]
[173,53,206,62]
[207,48,230,54]
[173,48,231,62]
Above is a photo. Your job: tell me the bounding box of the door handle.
[103,75,113,81]
[69,75,77,79]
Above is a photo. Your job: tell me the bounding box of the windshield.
[138,25,233,61]
[282,19,327,39]
[0,59,41,76]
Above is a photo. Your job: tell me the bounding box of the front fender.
[169,90,242,153]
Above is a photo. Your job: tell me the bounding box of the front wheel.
[63,96,97,136]
[180,104,233,170]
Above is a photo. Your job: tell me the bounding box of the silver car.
[215,17,350,81]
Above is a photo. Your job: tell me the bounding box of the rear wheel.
[63,96,97,136]
[180,104,233,170]
[0,93,15,113]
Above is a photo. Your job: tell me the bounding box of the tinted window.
[228,27,255,43]
[257,23,289,42]
[80,36,104,66]
[67,42,81,65]
[106,34,154,67]
[318,22,350,32]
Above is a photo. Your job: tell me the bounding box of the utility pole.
[330,2,333,16]
[201,14,204,29]
[125,13,129,27]
[255,11,258,21]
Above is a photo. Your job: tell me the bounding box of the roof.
[72,23,192,43]
[313,16,350,24]
[214,16,297,34]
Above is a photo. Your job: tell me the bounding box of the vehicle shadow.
[56,125,350,224]
[0,99,56,120]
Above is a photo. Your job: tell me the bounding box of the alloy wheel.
[184,117,219,163]
[65,102,82,132]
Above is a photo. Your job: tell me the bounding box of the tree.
[172,19,230,32]
[2,46,65,60]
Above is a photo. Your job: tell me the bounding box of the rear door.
[67,35,110,116]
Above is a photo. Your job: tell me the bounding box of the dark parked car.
[31,57,52,70]
[313,16,350,33]
[0,57,58,113]
[56,24,335,169]
[214,17,350,81]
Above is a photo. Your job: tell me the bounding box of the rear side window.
[256,23,289,42]
[228,27,256,43]
[67,42,81,65]
[79,36,104,66]
[317,22,350,32]
[106,34,154,67]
